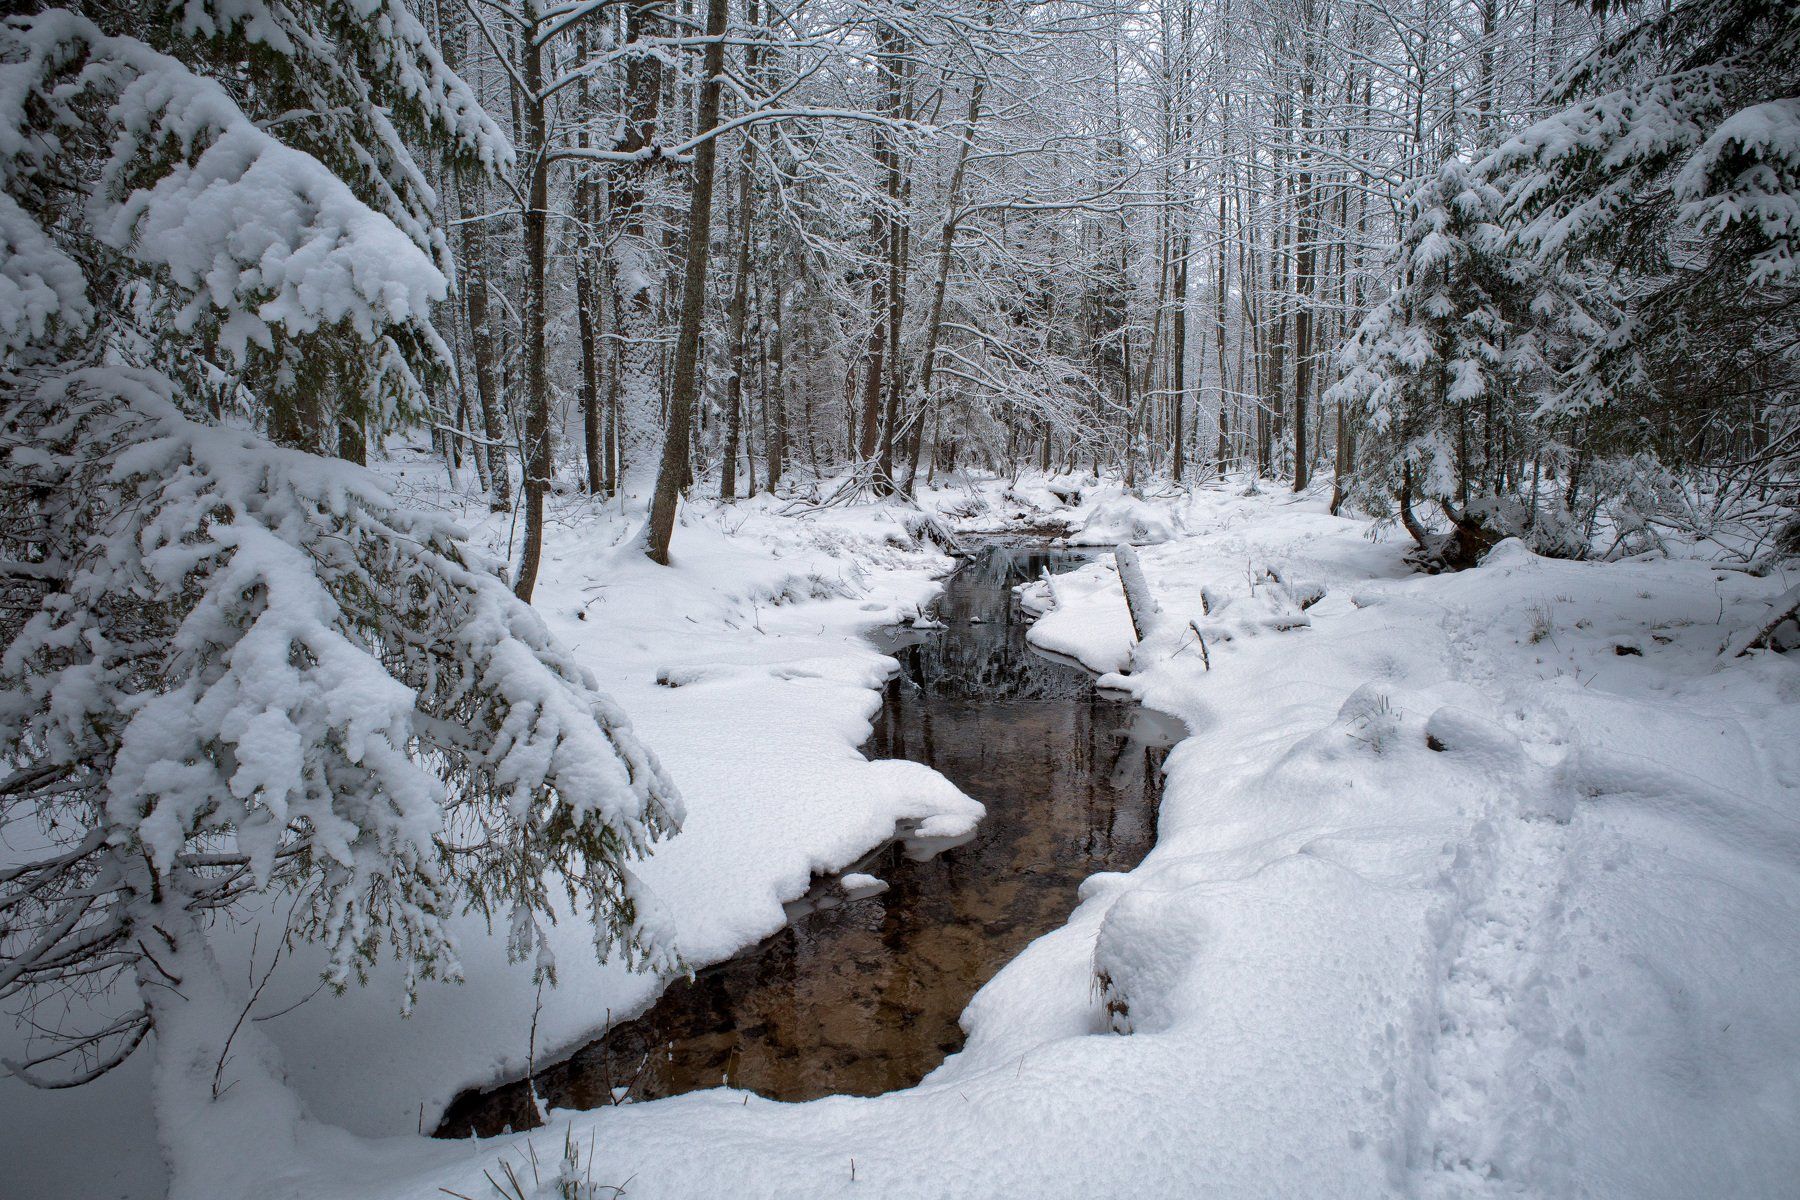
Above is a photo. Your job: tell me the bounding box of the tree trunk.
[875,27,909,490]
[856,274,886,464]
[904,77,984,494]
[610,0,665,491]
[768,272,787,491]
[1290,0,1319,492]
[720,144,754,500]
[575,22,604,495]
[268,366,328,454]
[338,413,366,465]
[645,0,731,564]
[461,217,510,511]
[1171,224,1189,482]
[577,219,604,495]
[513,19,551,603]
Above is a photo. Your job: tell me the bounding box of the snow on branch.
[1674,98,1800,285]
[168,0,510,174]
[0,192,90,357]
[0,364,682,1068]
[0,10,461,425]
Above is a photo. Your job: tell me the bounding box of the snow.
[1067,494,1183,545]
[203,489,982,1128]
[0,11,450,361]
[1673,97,1800,285]
[6,476,1798,1199]
[0,192,90,355]
[182,0,512,174]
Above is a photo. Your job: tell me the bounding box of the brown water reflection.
[436,544,1180,1137]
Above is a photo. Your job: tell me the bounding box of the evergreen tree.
[1334,0,1798,566]
[1329,159,1569,566]
[1484,0,1800,496]
[0,9,680,1089]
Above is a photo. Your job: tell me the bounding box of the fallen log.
[1115,544,1162,641]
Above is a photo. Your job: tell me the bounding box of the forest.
[1,0,1796,1196]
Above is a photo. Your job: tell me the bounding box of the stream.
[436,542,1181,1137]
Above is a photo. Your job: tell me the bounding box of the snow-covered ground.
[6,472,1797,1199]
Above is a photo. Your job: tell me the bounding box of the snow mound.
[1069,497,1181,545]
[1093,887,1210,1034]
[1480,536,1539,567]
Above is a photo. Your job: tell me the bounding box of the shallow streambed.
[437,543,1179,1136]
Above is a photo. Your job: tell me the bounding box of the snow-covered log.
[1115,544,1162,642]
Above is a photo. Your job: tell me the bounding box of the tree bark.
[903,77,983,494]
[645,0,731,564]
[767,272,787,491]
[513,16,551,603]
[1170,222,1189,482]
[462,217,510,511]
[875,28,912,491]
[720,143,754,500]
[1290,0,1319,493]
[575,23,605,496]
[856,274,886,464]
[610,0,665,491]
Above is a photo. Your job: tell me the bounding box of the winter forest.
[2,0,1797,1195]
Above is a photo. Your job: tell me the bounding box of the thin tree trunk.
[611,0,665,491]
[577,204,605,494]
[1214,184,1231,474]
[904,77,983,494]
[514,17,551,603]
[645,0,731,563]
[720,143,754,500]
[767,272,787,491]
[876,30,910,489]
[1171,221,1189,482]
[458,190,509,511]
[1290,0,1321,493]
[575,21,605,495]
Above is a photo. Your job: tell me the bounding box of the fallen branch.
[1186,620,1210,671]
[1725,582,1800,657]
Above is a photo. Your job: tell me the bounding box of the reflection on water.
[436,544,1180,1137]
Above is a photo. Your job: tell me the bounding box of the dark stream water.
[436,543,1180,1137]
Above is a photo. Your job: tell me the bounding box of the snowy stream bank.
[401,482,1798,1200]
[5,477,1797,1200]
[436,540,1181,1134]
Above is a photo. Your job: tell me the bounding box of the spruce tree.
[1329,160,1563,566]
[0,8,681,1091]
[1484,0,1799,502]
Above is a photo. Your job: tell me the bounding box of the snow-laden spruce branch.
[0,5,686,1089]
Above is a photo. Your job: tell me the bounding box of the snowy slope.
[1029,488,1800,1196]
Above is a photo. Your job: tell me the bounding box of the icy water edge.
[436,542,1182,1136]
